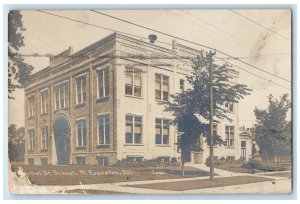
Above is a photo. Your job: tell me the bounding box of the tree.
[8,124,25,162]
[253,94,291,163]
[8,10,34,99]
[162,50,252,175]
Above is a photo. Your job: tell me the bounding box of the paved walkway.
[187,164,242,177]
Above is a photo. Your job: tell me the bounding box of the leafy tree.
[162,51,252,174]
[8,124,25,162]
[8,10,34,99]
[253,94,291,163]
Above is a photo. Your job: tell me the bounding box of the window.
[76,118,86,147]
[97,68,109,98]
[54,81,69,110]
[97,156,108,166]
[125,67,142,97]
[155,74,169,101]
[40,90,48,114]
[41,158,48,165]
[28,95,35,117]
[225,126,235,147]
[180,79,185,94]
[225,102,234,112]
[41,126,48,150]
[76,157,85,165]
[28,129,35,150]
[155,119,170,145]
[208,124,218,146]
[241,141,246,148]
[28,158,34,165]
[76,75,87,104]
[125,115,142,144]
[213,124,218,135]
[98,114,110,145]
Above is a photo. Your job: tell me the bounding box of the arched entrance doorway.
[53,116,71,165]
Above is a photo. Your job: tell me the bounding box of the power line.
[90,10,291,83]
[36,10,291,86]
[172,11,251,52]
[36,10,171,47]
[180,10,251,52]
[219,52,290,60]
[175,10,289,60]
[228,9,291,41]
[14,52,290,60]
[216,57,291,90]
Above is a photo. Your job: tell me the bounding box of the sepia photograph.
[7,8,292,195]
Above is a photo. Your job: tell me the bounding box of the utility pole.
[208,50,215,180]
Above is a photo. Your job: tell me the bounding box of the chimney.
[148,34,157,43]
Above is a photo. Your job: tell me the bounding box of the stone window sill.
[75,102,87,109]
[76,146,86,150]
[96,96,109,103]
[125,95,143,99]
[123,144,144,146]
[96,144,110,148]
[155,144,171,147]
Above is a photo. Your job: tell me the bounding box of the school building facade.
[24,33,251,166]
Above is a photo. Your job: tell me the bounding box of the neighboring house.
[24,33,242,166]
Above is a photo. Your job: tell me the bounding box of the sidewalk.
[187,163,291,180]
[187,164,242,177]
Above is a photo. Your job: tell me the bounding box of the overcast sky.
[9,9,291,127]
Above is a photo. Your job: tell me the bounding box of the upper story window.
[155,118,170,145]
[76,75,87,104]
[28,129,35,150]
[208,124,218,146]
[98,114,110,145]
[125,115,142,144]
[225,102,234,113]
[41,126,48,150]
[97,68,109,99]
[54,81,69,110]
[28,95,35,117]
[180,79,185,94]
[76,118,87,147]
[155,74,169,101]
[40,90,48,114]
[225,126,235,147]
[125,67,142,97]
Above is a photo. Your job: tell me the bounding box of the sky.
[8,9,292,127]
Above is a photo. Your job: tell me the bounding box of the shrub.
[220,157,226,162]
[242,159,263,169]
[205,156,220,167]
[226,156,235,161]
[113,157,180,168]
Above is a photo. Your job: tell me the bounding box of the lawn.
[266,172,292,179]
[11,164,209,186]
[216,165,265,174]
[213,161,291,174]
[126,176,273,191]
